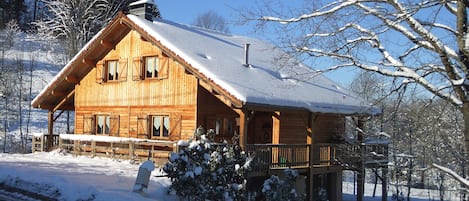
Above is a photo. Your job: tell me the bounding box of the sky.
[156,0,358,86]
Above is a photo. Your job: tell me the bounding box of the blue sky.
[157,1,252,34]
[156,1,357,86]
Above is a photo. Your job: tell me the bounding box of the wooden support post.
[357,117,365,201]
[129,141,135,160]
[91,141,96,157]
[58,136,62,151]
[47,111,54,151]
[308,143,314,201]
[238,111,248,149]
[382,167,388,201]
[272,111,280,144]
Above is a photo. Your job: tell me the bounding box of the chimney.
[128,0,158,21]
[243,43,250,67]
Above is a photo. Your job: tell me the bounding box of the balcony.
[245,143,388,172]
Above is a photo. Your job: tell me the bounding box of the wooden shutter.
[110,115,120,136]
[132,57,143,81]
[137,115,148,139]
[159,55,169,79]
[96,61,105,84]
[83,114,95,134]
[169,115,181,140]
[118,59,128,82]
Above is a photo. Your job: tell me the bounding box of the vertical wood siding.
[75,31,198,140]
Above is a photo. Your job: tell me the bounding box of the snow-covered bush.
[163,128,251,201]
[262,169,304,201]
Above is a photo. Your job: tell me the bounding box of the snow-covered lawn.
[0,151,462,201]
[0,151,177,201]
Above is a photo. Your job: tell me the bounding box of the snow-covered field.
[0,151,177,201]
[0,151,461,201]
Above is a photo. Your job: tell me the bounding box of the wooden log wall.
[312,114,345,144]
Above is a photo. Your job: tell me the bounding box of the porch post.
[357,117,365,201]
[47,110,54,151]
[308,143,314,201]
[238,111,248,149]
[272,111,280,144]
[382,167,388,201]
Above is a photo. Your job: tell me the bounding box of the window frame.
[144,56,159,79]
[95,114,111,135]
[106,60,119,82]
[149,115,170,139]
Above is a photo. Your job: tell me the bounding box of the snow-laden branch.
[260,0,359,23]
[433,163,469,188]
[299,46,463,105]
[355,2,457,59]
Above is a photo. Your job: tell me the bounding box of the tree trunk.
[462,102,469,178]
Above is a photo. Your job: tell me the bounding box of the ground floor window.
[96,115,110,135]
[151,115,169,138]
[83,114,119,135]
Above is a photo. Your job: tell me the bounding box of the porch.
[32,133,388,171]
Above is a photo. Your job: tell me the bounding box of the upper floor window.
[145,56,159,79]
[96,59,128,84]
[107,60,119,81]
[133,54,169,81]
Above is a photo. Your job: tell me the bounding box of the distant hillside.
[0,30,71,152]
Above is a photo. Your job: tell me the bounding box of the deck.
[32,133,389,170]
[245,143,389,172]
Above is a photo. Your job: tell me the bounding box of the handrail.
[245,143,388,171]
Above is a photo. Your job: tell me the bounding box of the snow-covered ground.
[0,151,177,201]
[0,151,461,201]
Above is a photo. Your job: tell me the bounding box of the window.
[206,117,236,136]
[133,55,169,81]
[145,56,159,79]
[107,60,119,81]
[96,59,128,83]
[96,115,110,135]
[151,115,170,138]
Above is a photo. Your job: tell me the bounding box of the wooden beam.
[100,39,115,49]
[82,58,96,67]
[65,75,79,84]
[199,80,242,109]
[53,89,74,112]
[51,90,66,97]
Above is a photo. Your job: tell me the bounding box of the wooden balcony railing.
[245,143,389,171]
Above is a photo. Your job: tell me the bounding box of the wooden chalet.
[31,1,388,201]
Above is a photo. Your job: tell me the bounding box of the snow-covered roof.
[31,13,380,115]
[127,15,379,115]
[129,0,154,6]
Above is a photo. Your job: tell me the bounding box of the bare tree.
[193,10,230,33]
[245,0,469,178]
[34,0,109,58]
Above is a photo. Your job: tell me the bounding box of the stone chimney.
[128,0,159,21]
